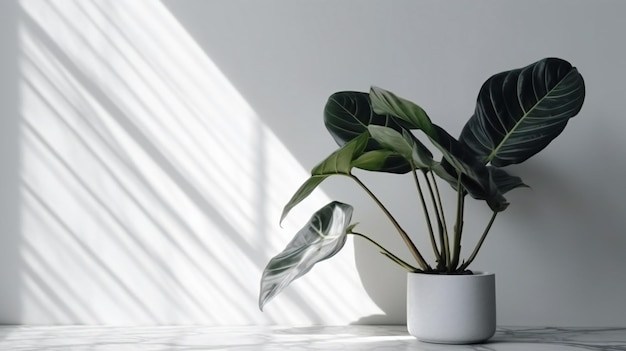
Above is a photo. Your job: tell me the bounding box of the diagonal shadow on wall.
[4,0,380,326]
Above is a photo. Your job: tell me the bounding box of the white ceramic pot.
[407,271,496,344]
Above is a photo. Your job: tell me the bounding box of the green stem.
[450,176,465,271]
[350,175,431,271]
[349,232,420,272]
[459,211,498,271]
[412,169,440,263]
[425,171,449,267]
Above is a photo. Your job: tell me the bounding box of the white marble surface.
[0,325,625,350]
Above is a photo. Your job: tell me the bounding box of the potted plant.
[258,57,585,344]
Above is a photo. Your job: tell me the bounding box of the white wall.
[1,0,625,326]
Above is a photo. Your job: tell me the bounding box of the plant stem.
[425,171,450,267]
[350,175,431,271]
[349,232,420,272]
[450,176,465,271]
[459,211,498,271]
[412,169,440,263]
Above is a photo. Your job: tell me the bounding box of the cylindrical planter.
[407,271,496,344]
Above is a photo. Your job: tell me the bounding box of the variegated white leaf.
[259,202,354,311]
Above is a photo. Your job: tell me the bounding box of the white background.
[1,0,625,327]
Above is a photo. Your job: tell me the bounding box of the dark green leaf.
[323,91,413,173]
[280,133,367,224]
[280,175,329,224]
[368,87,510,212]
[324,91,410,145]
[460,57,585,166]
[434,137,510,212]
[311,132,368,176]
[367,125,436,170]
[259,201,354,311]
[489,167,528,195]
[369,86,435,136]
[350,150,407,172]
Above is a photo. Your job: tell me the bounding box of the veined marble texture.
[0,325,625,351]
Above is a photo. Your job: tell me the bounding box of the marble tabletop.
[0,325,625,350]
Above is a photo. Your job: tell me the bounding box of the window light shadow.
[9,0,384,325]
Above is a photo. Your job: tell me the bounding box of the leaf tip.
[258,282,274,312]
[369,85,382,94]
[279,206,290,227]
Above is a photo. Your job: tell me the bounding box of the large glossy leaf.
[369,86,510,212]
[324,91,412,145]
[369,86,435,136]
[324,91,414,173]
[459,57,585,166]
[259,201,353,311]
[350,150,407,172]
